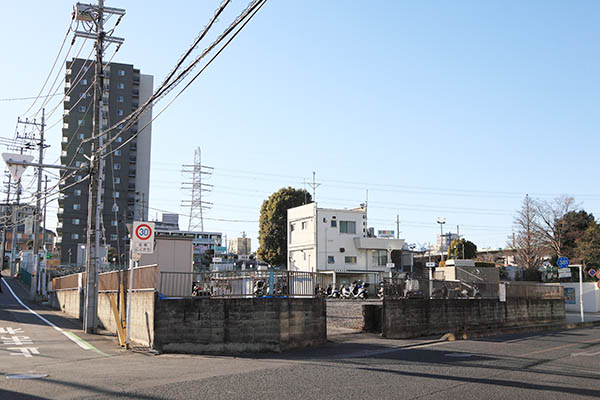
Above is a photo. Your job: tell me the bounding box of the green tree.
[257,187,311,267]
[576,222,600,269]
[448,238,477,259]
[557,210,595,259]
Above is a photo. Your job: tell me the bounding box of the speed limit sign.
[132,221,155,254]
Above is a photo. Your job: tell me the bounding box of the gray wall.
[383,299,566,339]
[153,297,327,354]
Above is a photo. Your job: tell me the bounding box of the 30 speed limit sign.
[132,221,155,254]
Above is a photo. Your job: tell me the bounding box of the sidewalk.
[566,311,600,324]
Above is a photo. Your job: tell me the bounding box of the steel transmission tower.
[181,147,213,231]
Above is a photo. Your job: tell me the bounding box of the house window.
[328,256,335,264]
[117,109,123,116]
[74,189,81,196]
[372,250,388,266]
[340,221,356,234]
[73,204,80,210]
[72,233,79,240]
[119,70,125,76]
[113,163,120,170]
[330,220,337,228]
[345,256,357,264]
[78,106,86,112]
[301,221,308,230]
[72,219,80,225]
[118,82,125,89]
[118,96,124,103]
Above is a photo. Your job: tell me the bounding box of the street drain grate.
[6,373,48,379]
[445,353,473,358]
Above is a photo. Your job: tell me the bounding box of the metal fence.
[158,270,328,298]
[383,278,499,299]
[51,265,158,292]
[504,282,563,300]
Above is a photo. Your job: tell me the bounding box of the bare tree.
[533,195,578,258]
[512,194,544,269]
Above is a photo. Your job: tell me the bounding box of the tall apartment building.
[57,58,153,263]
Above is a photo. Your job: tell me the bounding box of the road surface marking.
[8,347,40,357]
[571,351,600,357]
[4,279,99,352]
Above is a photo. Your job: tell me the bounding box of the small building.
[228,232,251,256]
[287,203,407,286]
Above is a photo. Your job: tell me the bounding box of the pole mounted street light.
[437,218,446,261]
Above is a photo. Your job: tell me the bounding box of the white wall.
[316,208,366,272]
[288,203,316,272]
[135,74,153,221]
[561,282,600,313]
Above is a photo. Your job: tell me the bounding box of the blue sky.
[1,1,599,252]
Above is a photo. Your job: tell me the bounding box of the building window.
[290,224,295,232]
[117,109,123,116]
[81,79,87,85]
[118,82,125,89]
[116,137,123,143]
[114,192,120,198]
[74,189,81,196]
[119,70,125,76]
[345,256,357,264]
[372,250,388,266]
[118,96,124,103]
[113,163,120,170]
[79,92,86,99]
[75,175,83,181]
[110,234,118,241]
[72,233,79,240]
[330,220,337,228]
[114,150,121,156]
[111,220,118,226]
[75,161,82,167]
[114,177,120,184]
[72,219,80,225]
[83,65,89,72]
[73,204,80,210]
[301,221,308,230]
[78,133,85,139]
[328,256,335,264]
[340,221,356,234]
[77,119,84,126]
[78,106,86,112]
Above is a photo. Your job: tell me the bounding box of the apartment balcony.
[132,89,139,97]
[128,169,136,177]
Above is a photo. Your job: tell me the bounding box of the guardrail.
[158,270,328,298]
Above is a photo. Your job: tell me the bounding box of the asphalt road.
[1,274,599,400]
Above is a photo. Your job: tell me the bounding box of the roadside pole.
[579,264,584,323]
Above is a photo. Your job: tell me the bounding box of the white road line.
[3,279,93,350]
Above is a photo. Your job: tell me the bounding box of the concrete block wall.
[326,300,366,330]
[383,299,565,339]
[49,289,84,320]
[153,297,326,354]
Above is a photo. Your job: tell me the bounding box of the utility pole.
[10,172,21,277]
[73,0,125,334]
[182,147,213,231]
[396,215,400,239]
[0,173,11,272]
[307,171,320,203]
[42,175,48,254]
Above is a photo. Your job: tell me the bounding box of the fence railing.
[383,278,499,299]
[158,270,328,298]
[504,281,563,300]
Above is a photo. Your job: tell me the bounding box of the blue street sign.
[557,257,570,269]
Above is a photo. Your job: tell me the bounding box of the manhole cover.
[445,353,473,358]
[7,373,48,379]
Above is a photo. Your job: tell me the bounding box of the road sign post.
[126,222,155,347]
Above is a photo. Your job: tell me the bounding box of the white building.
[287,203,407,285]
